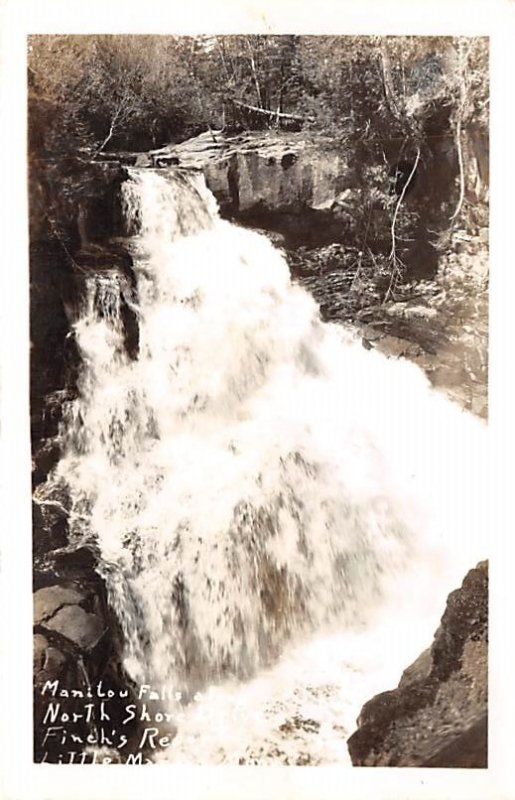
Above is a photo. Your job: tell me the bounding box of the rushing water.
[53,168,487,764]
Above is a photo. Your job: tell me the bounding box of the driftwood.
[230,98,306,124]
[225,98,311,132]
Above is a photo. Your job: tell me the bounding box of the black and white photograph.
[1,2,514,798]
[28,29,490,765]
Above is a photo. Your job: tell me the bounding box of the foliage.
[28,35,209,154]
[287,223,488,415]
[287,244,405,323]
[28,34,488,156]
[287,226,488,418]
[28,34,489,412]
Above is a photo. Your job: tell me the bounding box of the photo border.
[1,1,514,798]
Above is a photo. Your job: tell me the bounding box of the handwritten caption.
[38,679,211,764]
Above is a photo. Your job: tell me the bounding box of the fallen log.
[229,98,309,124]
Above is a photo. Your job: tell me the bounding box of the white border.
[1,1,514,798]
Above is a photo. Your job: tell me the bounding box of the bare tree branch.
[449,118,465,222]
[384,146,421,303]
[230,98,306,124]
[389,147,421,261]
[244,36,264,109]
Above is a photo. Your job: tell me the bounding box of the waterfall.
[54,167,487,763]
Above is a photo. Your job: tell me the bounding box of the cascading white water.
[55,168,488,764]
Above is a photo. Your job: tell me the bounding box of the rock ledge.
[347,561,488,768]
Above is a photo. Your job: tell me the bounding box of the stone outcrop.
[30,155,141,763]
[347,561,488,768]
[96,125,485,280]
[98,130,362,246]
[157,131,351,217]
[33,561,143,762]
[30,154,137,486]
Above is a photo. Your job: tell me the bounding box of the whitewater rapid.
[52,168,488,764]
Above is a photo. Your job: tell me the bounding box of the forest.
[28,34,489,416]
[28,35,488,154]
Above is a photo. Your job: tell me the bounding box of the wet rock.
[279,715,321,735]
[30,245,72,470]
[51,545,99,573]
[32,500,68,555]
[135,153,152,167]
[33,633,67,685]
[154,154,179,167]
[34,584,84,625]
[33,576,142,763]
[148,131,356,245]
[398,648,432,689]
[347,562,488,768]
[33,546,103,593]
[32,440,63,488]
[34,578,106,652]
[42,604,105,651]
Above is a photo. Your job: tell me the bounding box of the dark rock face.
[33,567,142,763]
[144,128,481,277]
[30,155,142,763]
[148,131,358,247]
[29,155,135,489]
[33,499,68,557]
[347,561,488,767]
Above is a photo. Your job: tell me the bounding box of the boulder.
[42,604,105,652]
[34,584,84,625]
[33,577,142,763]
[34,580,106,652]
[33,633,67,686]
[347,561,488,767]
[32,500,69,556]
[148,131,358,243]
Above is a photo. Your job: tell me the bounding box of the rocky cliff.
[121,127,476,279]
[347,561,488,768]
[29,131,488,763]
[93,123,488,280]
[30,155,142,761]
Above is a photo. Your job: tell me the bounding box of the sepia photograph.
[28,31,490,769]
[2,2,515,798]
